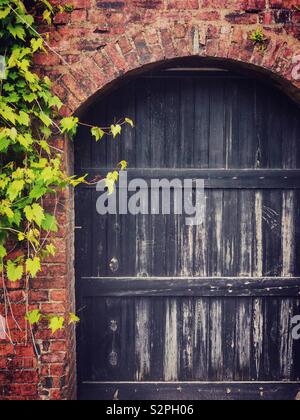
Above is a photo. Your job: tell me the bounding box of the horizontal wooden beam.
[79,277,300,297]
[77,169,300,190]
[78,382,300,401]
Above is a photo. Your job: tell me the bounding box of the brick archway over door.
[2,0,300,401]
[48,23,300,115]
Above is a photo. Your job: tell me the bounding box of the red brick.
[41,352,67,364]
[40,303,65,314]
[71,10,87,22]
[50,341,67,352]
[7,384,37,397]
[50,364,66,377]
[13,370,39,383]
[15,346,35,358]
[225,12,258,24]
[29,290,49,303]
[50,290,66,302]
[0,344,14,356]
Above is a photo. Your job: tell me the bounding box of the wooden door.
[75,70,300,400]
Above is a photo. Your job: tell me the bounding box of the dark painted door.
[75,70,300,400]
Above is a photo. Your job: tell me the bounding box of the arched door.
[75,67,300,400]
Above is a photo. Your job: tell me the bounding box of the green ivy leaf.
[0,244,7,261]
[25,309,42,326]
[17,111,30,127]
[46,243,56,256]
[24,203,45,227]
[49,316,64,335]
[38,112,52,127]
[7,260,24,282]
[110,124,122,139]
[69,313,80,325]
[42,9,52,25]
[125,118,134,127]
[0,138,11,153]
[60,117,79,137]
[7,180,25,202]
[41,213,58,233]
[0,8,10,20]
[31,38,44,53]
[91,127,105,142]
[119,160,128,170]
[7,25,26,41]
[26,257,41,278]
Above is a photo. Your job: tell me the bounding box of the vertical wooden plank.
[179,299,194,380]
[165,79,180,168]
[193,298,209,380]
[75,189,93,278]
[222,190,238,276]
[102,298,124,381]
[263,298,280,380]
[180,79,195,168]
[135,79,151,168]
[164,298,179,381]
[105,89,122,168]
[150,297,165,381]
[151,79,165,167]
[135,298,151,381]
[121,81,137,167]
[136,214,152,277]
[194,79,210,168]
[209,191,223,276]
[119,298,136,380]
[237,79,256,169]
[239,191,254,276]
[263,190,282,276]
[92,190,108,277]
[209,79,225,169]
[194,191,208,277]
[254,191,263,277]
[180,222,194,277]
[251,298,264,380]
[209,299,223,381]
[268,91,283,168]
[235,299,252,381]
[165,192,180,277]
[279,299,294,381]
[152,214,167,277]
[222,297,236,381]
[90,98,108,169]
[295,191,300,277]
[281,191,295,277]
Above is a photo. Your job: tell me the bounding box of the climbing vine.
[0,0,132,344]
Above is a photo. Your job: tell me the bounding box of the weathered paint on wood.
[75,71,300,400]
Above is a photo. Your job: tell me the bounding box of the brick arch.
[53,23,300,115]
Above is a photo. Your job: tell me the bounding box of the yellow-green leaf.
[69,313,80,325]
[25,309,42,326]
[110,124,122,139]
[7,260,24,282]
[49,316,64,335]
[26,257,41,278]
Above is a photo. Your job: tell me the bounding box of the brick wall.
[1,0,300,400]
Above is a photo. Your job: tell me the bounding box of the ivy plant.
[0,0,132,342]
